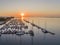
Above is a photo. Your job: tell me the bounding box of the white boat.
[16,31,25,35]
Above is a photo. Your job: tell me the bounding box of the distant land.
[0,15,60,18]
[0,17,14,25]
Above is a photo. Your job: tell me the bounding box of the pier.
[23,19,55,35]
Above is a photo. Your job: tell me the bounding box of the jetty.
[23,19,55,35]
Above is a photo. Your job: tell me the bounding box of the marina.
[0,17,55,35]
[0,17,60,45]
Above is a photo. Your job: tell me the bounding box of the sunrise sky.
[0,0,60,17]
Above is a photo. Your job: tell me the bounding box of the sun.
[21,13,24,16]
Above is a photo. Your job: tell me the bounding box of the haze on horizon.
[0,0,60,17]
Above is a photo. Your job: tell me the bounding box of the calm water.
[0,17,60,45]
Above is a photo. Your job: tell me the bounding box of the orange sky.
[0,11,60,17]
[0,0,60,17]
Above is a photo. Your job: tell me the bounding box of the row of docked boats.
[0,30,34,36]
[0,18,34,36]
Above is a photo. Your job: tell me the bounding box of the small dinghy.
[28,30,34,36]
